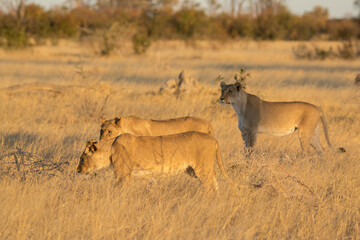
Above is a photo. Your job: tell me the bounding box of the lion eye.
[108,131,112,135]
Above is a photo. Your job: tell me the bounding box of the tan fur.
[220,81,345,154]
[99,116,214,140]
[77,139,113,174]
[78,132,235,192]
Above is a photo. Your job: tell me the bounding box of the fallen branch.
[0,82,101,95]
[0,82,63,95]
[257,163,318,199]
[276,164,318,199]
[0,147,69,179]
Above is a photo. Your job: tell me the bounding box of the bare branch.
[0,0,26,20]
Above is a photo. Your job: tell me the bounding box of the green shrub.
[337,40,360,59]
[141,9,174,40]
[132,33,151,54]
[0,14,29,49]
[48,12,78,38]
[253,4,294,40]
[71,7,110,30]
[100,22,120,56]
[24,4,50,37]
[227,15,254,39]
[293,41,360,60]
[2,27,29,48]
[0,2,359,47]
[328,20,359,40]
[289,17,316,40]
[172,8,207,39]
[206,16,228,40]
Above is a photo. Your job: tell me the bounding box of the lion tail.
[215,140,237,186]
[319,107,346,153]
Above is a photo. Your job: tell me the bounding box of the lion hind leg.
[195,168,218,193]
[207,174,219,192]
[310,124,324,154]
[297,130,312,153]
[205,174,219,193]
[297,118,319,153]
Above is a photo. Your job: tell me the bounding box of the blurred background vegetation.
[0,0,359,55]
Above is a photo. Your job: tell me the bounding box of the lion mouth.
[77,167,92,174]
[219,99,229,105]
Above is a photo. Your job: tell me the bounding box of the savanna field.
[0,40,359,239]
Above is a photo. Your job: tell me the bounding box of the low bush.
[328,20,359,40]
[293,40,360,60]
[0,2,359,50]
[132,32,151,54]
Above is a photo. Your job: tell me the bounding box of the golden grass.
[0,40,359,239]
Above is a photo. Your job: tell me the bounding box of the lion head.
[100,117,124,141]
[219,81,243,105]
[77,140,112,174]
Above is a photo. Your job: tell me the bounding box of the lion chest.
[237,116,245,130]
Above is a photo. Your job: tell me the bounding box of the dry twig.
[0,147,69,179]
[276,164,318,199]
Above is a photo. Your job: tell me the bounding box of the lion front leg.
[111,146,133,186]
[112,160,133,187]
[114,168,133,186]
[241,130,257,156]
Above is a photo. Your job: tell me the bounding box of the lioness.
[78,132,235,191]
[220,81,345,154]
[77,139,112,174]
[99,116,214,140]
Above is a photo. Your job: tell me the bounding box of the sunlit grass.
[0,40,359,239]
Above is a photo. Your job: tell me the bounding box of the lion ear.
[100,117,106,124]
[114,117,121,126]
[220,81,226,89]
[86,140,97,152]
[234,81,241,91]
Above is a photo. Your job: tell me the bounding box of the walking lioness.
[78,132,235,191]
[220,81,345,154]
[99,116,213,140]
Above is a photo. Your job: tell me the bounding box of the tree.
[230,0,235,16]
[0,0,26,22]
[237,0,247,15]
[254,0,284,16]
[303,6,328,32]
[355,0,360,18]
[229,0,248,16]
[207,0,220,16]
[157,0,178,9]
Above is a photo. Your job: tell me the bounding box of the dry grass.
[0,40,359,239]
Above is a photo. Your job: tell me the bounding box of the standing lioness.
[100,116,213,140]
[220,81,345,154]
[78,132,235,191]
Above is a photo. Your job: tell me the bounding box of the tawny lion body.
[100,116,214,140]
[220,81,345,154]
[78,132,234,191]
